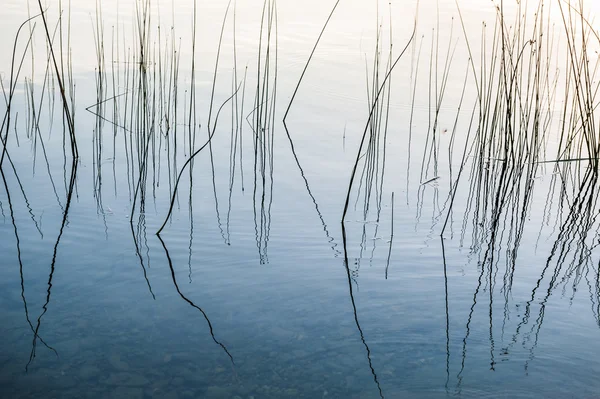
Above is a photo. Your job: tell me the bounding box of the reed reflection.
[1,3,78,371]
[2,0,600,396]
[438,1,600,392]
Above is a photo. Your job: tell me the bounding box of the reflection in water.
[226,48,248,246]
[156,86,241,235]
[513,167,600,372]
[0,3,79,371]
[207,0,234,246]
[2,0,600,397]
[282,0,342,259]
[2,148,44,237]
[1,12,49,371]
[478,162,600,377]
[130,213,156,299]
[28,158,78,370]
[437,2,600,393]
[352,3,397,276]
[1,158,57,369]
[441,236,450,391]
[157,234,235,366]
[340,13,416,396]
[341,253,384,399]
[91,0,107,220]
[249,0,278,264]
[384,192,394,279]
[188,187,195,283]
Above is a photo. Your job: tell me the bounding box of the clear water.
[1,0,600,398]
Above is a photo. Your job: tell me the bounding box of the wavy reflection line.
[441,236,450,391]
[384,192,394,279]
[249,0,278,264]
[590,262,600,328]
[456,255,485,394]
[206,0,233,245]
[28,158,77,371]
[1,156,57,368]
[225,38,248,246]
[2,147,44,238]
[130,213,156,300]
[282,128,340,256]
[1,11,58,370]
[188,188,194,283]
[338,21,415,399]
[157,234,235,365]
[515,169,600,369]
[341,222,384,399]
[282,0,341,258]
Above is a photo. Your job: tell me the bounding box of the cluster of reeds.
[335,3,418,397]
[342,6,415,256]
[347,3,397,276]
[438,0,600,389]
[248,0,278,264]
[0,0,78,370]
[83,0,256,369]
[4,0,600,383]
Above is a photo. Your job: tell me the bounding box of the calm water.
[1,0,600,398]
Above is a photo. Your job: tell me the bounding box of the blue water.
[2,0,600,398]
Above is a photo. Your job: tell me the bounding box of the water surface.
[1,0,600,398]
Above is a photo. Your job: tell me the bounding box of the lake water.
[1,0,600,398]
